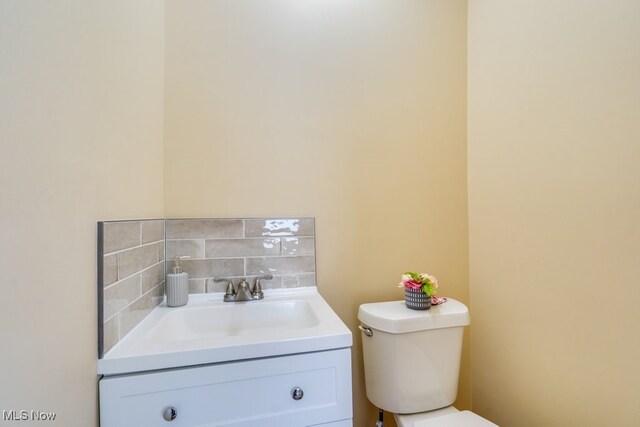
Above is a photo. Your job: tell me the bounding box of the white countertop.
[98,288,352,376]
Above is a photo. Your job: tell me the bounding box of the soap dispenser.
[166,256,189,307]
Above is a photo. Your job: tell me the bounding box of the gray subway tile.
[283,273,317,288]
[118,243,159,279]
[282,237,315,256]
[189,278,205,294]
[103,315,119,355]
[170,258,244,279]
[166,239,205,260]
[158,241,165,261]
[245,218,314,237]
[166,219,243,239]
[103,274,141,320]
[245,275,283,290]
[142,219,164,244]
[205,238,281,258]
[141,262,165,293]
[246,256,315,276]
[119,283,164,338]
[103,221,141,254]
[103,254,118,287]
[202,278,227,293]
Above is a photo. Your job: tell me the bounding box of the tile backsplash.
[165,218,316,294]
[98,217,316,358]
[98,220,165,357]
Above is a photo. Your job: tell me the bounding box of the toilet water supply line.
[376,408,384,427]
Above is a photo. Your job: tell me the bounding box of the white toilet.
[358,299,497,427]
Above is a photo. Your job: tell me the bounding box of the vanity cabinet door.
[99,348,352,427]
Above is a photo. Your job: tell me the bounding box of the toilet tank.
[358,299,470,414]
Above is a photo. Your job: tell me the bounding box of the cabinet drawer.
[100,349,352,427]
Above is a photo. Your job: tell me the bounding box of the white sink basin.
[98,288,351,375]
[148,300,320,340]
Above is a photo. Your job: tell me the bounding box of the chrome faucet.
[215,275,273,302]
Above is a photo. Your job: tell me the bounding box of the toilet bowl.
[358,299,497,426]
[395,407,497,426]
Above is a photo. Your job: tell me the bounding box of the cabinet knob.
[162,406,177,421]
[291,387,304,400]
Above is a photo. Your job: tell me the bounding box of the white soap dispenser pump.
[166,256,189,307]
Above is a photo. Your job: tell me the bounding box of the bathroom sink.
[148,299,320,341]
[98,288,351,375]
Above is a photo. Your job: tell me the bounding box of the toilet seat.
[397,410,498,427]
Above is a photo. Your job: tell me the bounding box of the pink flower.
[399,273,423,290]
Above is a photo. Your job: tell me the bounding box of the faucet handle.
[214,277,235,296]
[252,274,273,297]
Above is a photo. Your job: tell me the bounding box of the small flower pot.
[405,288,431,310]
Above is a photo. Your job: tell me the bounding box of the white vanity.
[99,288,353,426]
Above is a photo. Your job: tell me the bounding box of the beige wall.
[13,1,636,426]
[164,1,468,425]
[0,1,164,425]
[468,1,640,426]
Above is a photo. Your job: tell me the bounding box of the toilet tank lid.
[358,298,470,334]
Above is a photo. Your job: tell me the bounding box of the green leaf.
[421,281,436,297]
